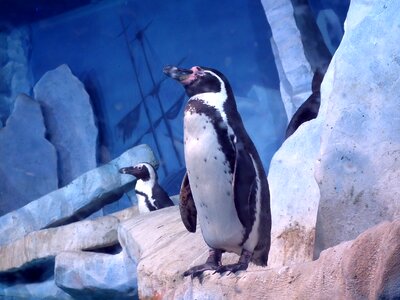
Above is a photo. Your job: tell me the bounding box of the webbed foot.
[214,262,248,274]
[183,262,219,278]
[214,249,252,275]
[183,248,222,280]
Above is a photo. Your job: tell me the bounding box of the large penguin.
[164,65,271,277]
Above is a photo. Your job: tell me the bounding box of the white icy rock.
[261,0,314,119]
[268,0,400,265]
[314,0,400,256]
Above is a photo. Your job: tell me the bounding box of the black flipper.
[179,172,197,232]
[232,139,257,242]
[152,183,174,209]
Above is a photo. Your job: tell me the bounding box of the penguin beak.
[119,167,137,176]
[163,65,193,82]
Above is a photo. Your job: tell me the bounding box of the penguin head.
[119,163,156,182]
[164,65,229,97]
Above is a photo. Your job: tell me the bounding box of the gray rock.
[0,216,119,273]
[261,0,313,119]
[119,207,400,299]
[55,250,137,300]
[0,93,58,216]
[0,277,73,300]
[267,119,322,267]
[314,0,400,256]
[33,64,98,186]
[0,144,156,246]
[268,0,400,266]
[0,27,32,123]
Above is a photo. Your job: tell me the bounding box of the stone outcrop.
[55,250,137,300]
[33,64,98,186]
[119,207,400,299]
[0,27,32,123]
[0,277,73,300]
[266,0,400,266]
[261,0,331,140]
[314,0,400,256]
[267,119,321,267]
[0,216,119,273]
[0,205,139,299]
[261,0,312,120]
[0,144,156,246]
[0,93,58,216]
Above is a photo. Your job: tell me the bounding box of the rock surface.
[0,206,139,299]
[0,144,156,246]
[33,64,98,186]
[314,0,400,256]
[0,27,32,123]
[266,0,400,266]
[119,207,400,299]
[0,277,73,300]
[55,250,137,300]
[0,216,119,273]
[261,0,313,119]
[267,120,321,267]
[0,93,58,216]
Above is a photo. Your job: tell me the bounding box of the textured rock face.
[314,0,400,256]
[0,216,119,273]
[0,27,32,123]
[0,93,58,216]
[0,277,73,300]
[119,207,400,299]
[267,120,322,267]
[55,250,137,300]
[0,144,156,246]
[0,206,139,299]
[267,70,329,266]
[266,0,400,266]
[261,0,313,119]
[33,64,98,186]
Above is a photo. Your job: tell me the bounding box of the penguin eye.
[138,166,142,170]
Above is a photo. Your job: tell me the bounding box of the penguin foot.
[213,262,248,275]
[214,249,252,275]
[183,248,223,279]
[183,263,219,279]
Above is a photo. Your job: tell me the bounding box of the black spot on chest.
[185,99,235,172]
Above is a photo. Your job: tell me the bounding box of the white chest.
[135,180,155,214]
[184,111,244,253]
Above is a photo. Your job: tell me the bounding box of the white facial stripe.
[143,162,156,181]
[189,70,234,137]
[135,162,156,182]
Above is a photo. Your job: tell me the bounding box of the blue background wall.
[29,0,283,194]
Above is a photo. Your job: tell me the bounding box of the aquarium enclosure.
[0,0,360,299]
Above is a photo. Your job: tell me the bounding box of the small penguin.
[164,65,271,277]
[119,163,174,213]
